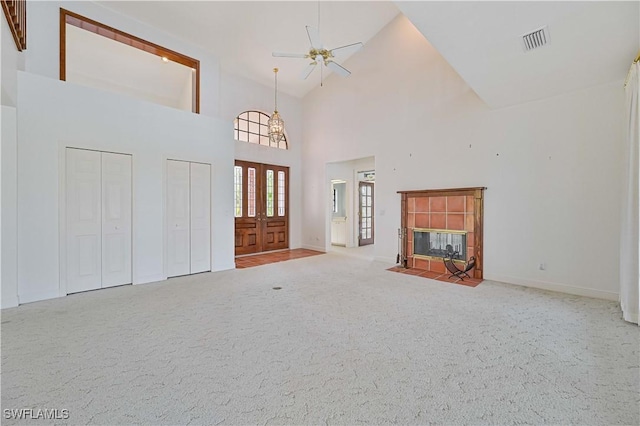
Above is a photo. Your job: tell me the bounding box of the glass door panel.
[359,181,374,246]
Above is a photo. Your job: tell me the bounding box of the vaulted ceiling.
[96,1,639,107]
[396,1,639,108]
[97,1,400,98]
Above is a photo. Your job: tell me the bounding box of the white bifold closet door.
[101,152,133,287]
[66,148,132,294]
[167,160,211,277]
[189,162,211,274]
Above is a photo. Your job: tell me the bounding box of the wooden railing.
[2,0,26,51]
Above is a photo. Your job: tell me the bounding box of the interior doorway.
[234,160,289,256]
[326,157,375,256]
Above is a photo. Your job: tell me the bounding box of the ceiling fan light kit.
[272,22,363,82]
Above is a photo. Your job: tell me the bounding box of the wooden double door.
[234,160,289,256]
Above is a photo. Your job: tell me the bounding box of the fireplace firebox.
[414,229,466,260]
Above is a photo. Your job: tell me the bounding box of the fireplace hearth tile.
[386,266,483,288]
[459,279,482,287]
[430,261,446,274]
[414,258,428,270]
[401,268,424,276]
[418,270,441,279]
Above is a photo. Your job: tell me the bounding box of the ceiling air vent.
[521,25,549,52]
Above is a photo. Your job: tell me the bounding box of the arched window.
[234,111,288,150]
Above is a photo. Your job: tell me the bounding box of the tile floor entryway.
[387,265,483,287]
[235,249,324,269]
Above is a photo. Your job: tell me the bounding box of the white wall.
[220,70,303,249]
[67,69,184,111]
[16,72,234,304]
[23,1,221,117]
[1,15,23,308]
[1,106,18,308]
[177,72,194,112]
[302,15,625,300]
[1,15,24,107]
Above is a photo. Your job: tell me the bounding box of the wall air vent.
[521,25,549,52]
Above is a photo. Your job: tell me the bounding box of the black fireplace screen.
[414,230,466,260]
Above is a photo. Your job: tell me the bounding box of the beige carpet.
[1,253,638,425]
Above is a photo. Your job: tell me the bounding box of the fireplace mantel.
[397,187,486,197]
[397,187,486,279]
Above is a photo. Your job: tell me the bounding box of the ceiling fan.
[273,26,363,80]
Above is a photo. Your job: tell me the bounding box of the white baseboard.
[213,263,236,272]
[302,244,326,252]
[18,290,62,305]
[374,256,397,265]
[622,310,639,324]
[485,273,618,301]
[133,274,166,285]
[1,296,19,309]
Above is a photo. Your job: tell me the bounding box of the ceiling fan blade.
[329,42,363,57]
[326,61,351,77]
[272,52,307,58]
[306,25,322,48]
[300,62,317,80]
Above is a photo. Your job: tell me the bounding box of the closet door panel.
[190,162,211,274]
[66,148,102,293]
[101,152,132,288]
[167,160,191,277]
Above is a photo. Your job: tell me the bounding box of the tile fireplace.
[397,187,485,279]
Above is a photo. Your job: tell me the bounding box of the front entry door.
[234,161,289,256]
[359,181,374,246]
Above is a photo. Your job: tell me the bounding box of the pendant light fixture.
[268,68,285,146]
